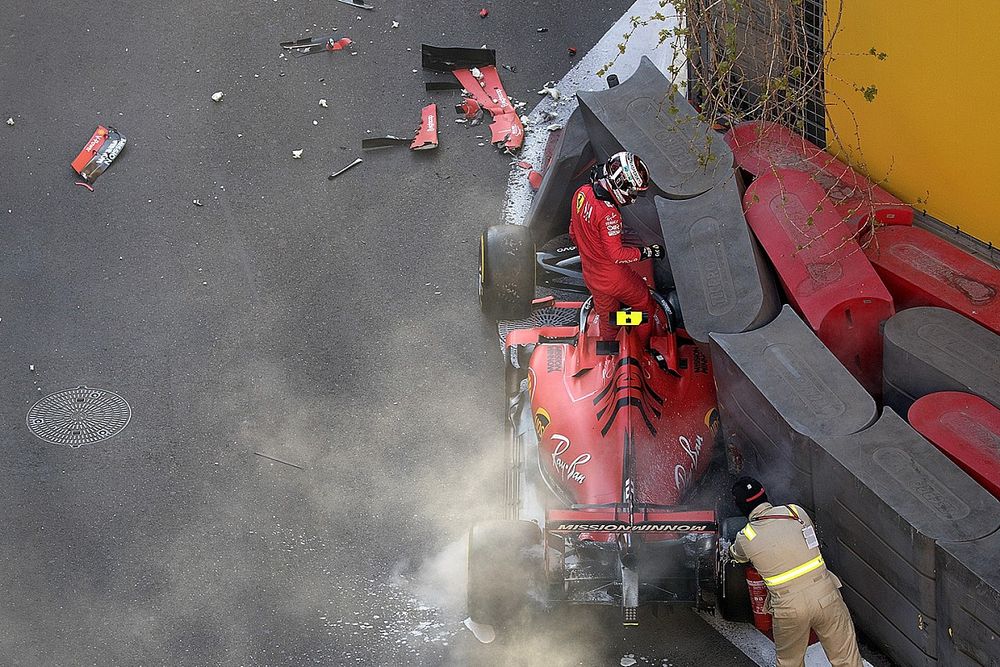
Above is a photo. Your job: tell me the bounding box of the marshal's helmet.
[591,151,650,206]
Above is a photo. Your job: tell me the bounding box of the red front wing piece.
[452,66,524,150]
[71,126,126,183]
[411,103,438,150]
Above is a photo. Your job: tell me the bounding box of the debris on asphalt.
[536,27,548,32]
[546,123,563,132]
[421,44,496,72]
[479,8,489,17]
[336,0,373,8]
[537,81,560,100]
[253,451,305,470]
[328,157,363,179]
[463,617,495,644]
[423,45,523,150]
[362,136,410,150]
[5,118,13,126]
[280,35,353,57]
[568,46,577,56]
[620,656,637,667]
[74,182,95,192]
[29,364,34,372]
[193,199,203,206]
[410,103,438,150]
[72,126,126,183]
[319,98,329,108]
[516,160,532,169]
[528,170,543,190]
[292,149,303,158]
[501,64,517,73]
[391,21,399,29]
[211,91,224,102]
[456,98,483,122]
[541,110,558,121]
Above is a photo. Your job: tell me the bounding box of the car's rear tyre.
[480,224,535,320]
[719,516,754,623]
[467,519,542,628]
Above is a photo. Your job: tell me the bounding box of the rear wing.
[546,507,718,534]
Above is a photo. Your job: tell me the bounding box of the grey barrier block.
[883,306,1000,415]
[523,107,594,245]
[577,56,733,199]
[709,305,877,511]
[812,409,1000,665]
[656,177,779,343]
[937,533,1000,665]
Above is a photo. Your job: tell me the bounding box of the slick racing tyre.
[480,224,534,320]
[467,520,542,628]
[719,516,754,623]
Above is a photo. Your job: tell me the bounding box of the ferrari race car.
[471,244,749,629]
[467,59,756,632]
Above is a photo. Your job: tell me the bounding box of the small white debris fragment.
[542,110,558,121]
[463,617,495,644]
[391,20,399,28]
[292,150,303,159]
[411,69,418,73]
[470,67,483,79]
[546,123,563,132]
[5,118,13,126]
[319,99,328,108]
[313,120,318,125]
[211,91,224,102]
[537,82,561,100]
[356,15,362,19]
[621,657,637,667]
[193,199,203,206]
[454,118,468,124]
[29,364,34,372]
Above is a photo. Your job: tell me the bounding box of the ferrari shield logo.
[575,191,586,213]
[614,310,646,326]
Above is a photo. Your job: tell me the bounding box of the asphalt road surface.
[0,2,884,666]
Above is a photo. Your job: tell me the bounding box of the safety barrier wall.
[811,409,1000,665]
[936,532,1000,665]
[710,305,877,514]
[882,306,1000,416]
[656,177,780,344]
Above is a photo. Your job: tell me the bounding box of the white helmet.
[592,151,650,206]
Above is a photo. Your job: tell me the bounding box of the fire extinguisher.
[746,566,773,634]
[746,566,819,644]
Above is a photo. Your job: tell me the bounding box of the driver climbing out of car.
[568,151,664,341]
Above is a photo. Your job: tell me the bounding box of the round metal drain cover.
[26,386,132,447]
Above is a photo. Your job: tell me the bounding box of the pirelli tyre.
[719,516,754,623]
[467,519,542,628]
[480,224,535,320]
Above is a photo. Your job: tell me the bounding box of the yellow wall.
[824,1,1000,245]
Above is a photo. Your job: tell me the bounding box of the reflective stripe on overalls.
[742,505,824,587]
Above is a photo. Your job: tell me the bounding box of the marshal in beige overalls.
[730,502,863,667]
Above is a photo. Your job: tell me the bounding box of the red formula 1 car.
[470,224,748,631]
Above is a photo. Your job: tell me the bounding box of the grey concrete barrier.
[936,532,1000,665]
[656,177,779,344]
[812,409,1000,666]
[709,305,877,512]
[523,107,594,246]
[883,306,1000,415]
[577,56,733,199]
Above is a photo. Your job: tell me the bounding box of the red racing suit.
[568,184,654,339]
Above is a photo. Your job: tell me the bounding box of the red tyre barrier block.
[909,391,1000,499]
[865,225,1000,334]
[744,169,895,396]
[725,121,912,233]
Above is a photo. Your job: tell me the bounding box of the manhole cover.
[26,386,132,447]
